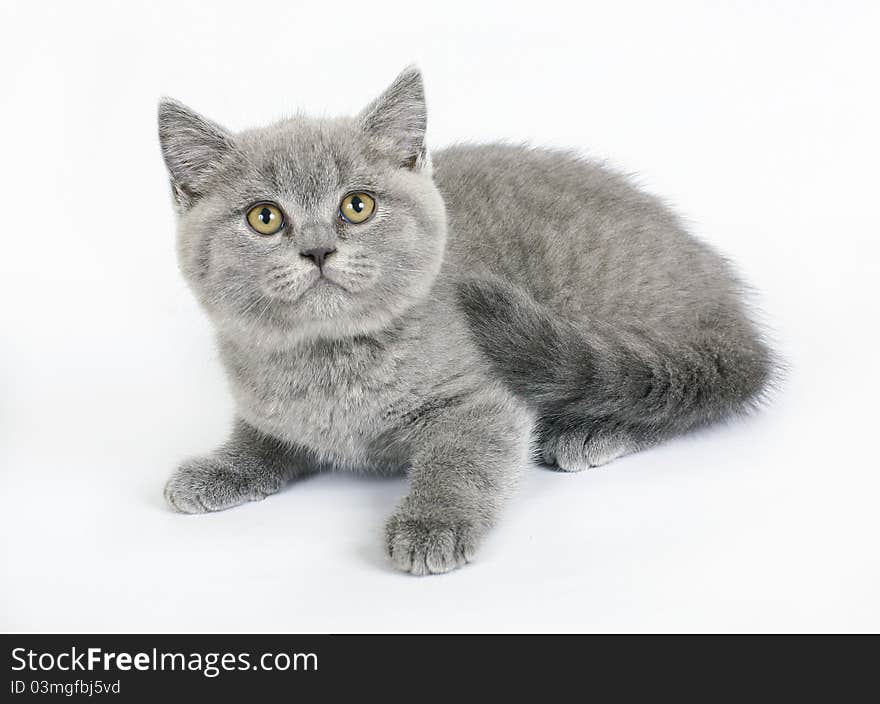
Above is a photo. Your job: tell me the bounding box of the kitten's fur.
[158,67,772,575]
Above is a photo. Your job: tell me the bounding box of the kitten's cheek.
[339,272,377,293]
[323,264,379,294]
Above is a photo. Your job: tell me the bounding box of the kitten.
[158,67,772,575]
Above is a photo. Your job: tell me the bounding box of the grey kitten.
[158,67,772,575]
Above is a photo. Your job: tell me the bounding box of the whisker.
[238,293,269,317]
[269,269,298,282]
[253,296,275,326]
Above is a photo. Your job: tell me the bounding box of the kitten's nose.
[300,247,336,269]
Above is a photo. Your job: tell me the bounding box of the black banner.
[1,634,874,700]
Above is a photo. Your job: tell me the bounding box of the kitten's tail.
[456,276,774,435]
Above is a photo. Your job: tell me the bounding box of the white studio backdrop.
[1,0,878,632]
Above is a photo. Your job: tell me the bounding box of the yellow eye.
[339,192,376,224]
[246,202,285,235]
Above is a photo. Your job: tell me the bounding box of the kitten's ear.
[357,66,428,170]
[157,98,234,208]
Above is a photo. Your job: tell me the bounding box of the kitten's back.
[433,143,742,331]
[439,144,773,457]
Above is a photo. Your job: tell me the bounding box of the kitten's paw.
[541,427,637,472]
[384,512,482,576]
[164,456,283,514]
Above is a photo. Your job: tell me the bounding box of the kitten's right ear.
[157,98,234,208]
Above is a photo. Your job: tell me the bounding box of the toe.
[543,429,636,471]
[583,433,636,467]
[385,516,479,576]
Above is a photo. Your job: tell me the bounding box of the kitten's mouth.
[260,267,351,310]
[315,271,349,292]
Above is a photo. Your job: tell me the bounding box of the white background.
[2,1,878,633]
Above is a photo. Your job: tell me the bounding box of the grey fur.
[158,66,773,575]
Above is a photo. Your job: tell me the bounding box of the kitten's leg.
[164,419,311,514]
[533,318,772,471]
[458,276,773,473]
[385,396,531,576]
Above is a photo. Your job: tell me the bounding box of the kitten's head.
[158,67,446,344]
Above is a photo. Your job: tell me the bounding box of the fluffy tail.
[456,276,774,437]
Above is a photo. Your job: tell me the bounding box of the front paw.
[164,455,283,514]
[385,511,483,576]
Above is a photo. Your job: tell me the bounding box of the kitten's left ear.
[357,66,428,170]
